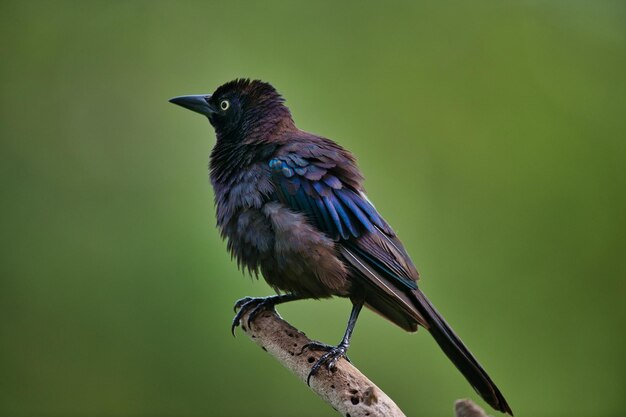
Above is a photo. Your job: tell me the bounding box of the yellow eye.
[220,100,230,111]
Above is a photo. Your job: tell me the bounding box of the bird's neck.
[209,139,276,188]
[210,109,295,186]
[209,109,295,226]
[209,139,277,231]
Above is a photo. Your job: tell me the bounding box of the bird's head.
[169,79,294,142]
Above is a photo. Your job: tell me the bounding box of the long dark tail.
[412,289,513,415]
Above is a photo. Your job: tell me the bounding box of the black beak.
[169,94,214,116]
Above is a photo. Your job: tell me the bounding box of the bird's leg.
[231,293,304,336]
[302,301,364,385]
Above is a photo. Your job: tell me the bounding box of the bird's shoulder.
[270,130,364,191]
[265,130,397,241]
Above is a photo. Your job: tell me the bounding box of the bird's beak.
[168,94,215,116]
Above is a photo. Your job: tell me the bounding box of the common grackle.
[169,79,512,415]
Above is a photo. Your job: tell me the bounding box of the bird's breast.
[215,196,351,298]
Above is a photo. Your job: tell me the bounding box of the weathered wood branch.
[238,307,491,417]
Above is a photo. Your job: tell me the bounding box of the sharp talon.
[231,304,249,336]
[306,360,324,385]
[305,344,349,384]
[231,295,287,335]
[247,302,270,328]
[231,297,257,335]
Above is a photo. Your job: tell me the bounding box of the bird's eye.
[220,100,230,111]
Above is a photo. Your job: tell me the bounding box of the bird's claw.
[231,296,277,336]
[300,342,351,362]
[302,343,351,385]
[233,296,254,312]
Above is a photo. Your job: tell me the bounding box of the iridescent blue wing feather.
[269,155,391,241]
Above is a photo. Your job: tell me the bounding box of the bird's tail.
[411,289,513,415]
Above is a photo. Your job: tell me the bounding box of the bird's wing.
[269,140,422,307]
[269,152,391,240]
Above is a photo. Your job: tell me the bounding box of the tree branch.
[238,308,491,417]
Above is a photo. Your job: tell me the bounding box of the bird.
[169,78,513,415]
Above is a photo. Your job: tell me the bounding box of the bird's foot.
[231,295,281,336]
[300,341,351,385]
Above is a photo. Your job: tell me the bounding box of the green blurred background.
[1,1,625,416]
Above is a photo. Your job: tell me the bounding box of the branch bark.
[238,307,490,417]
